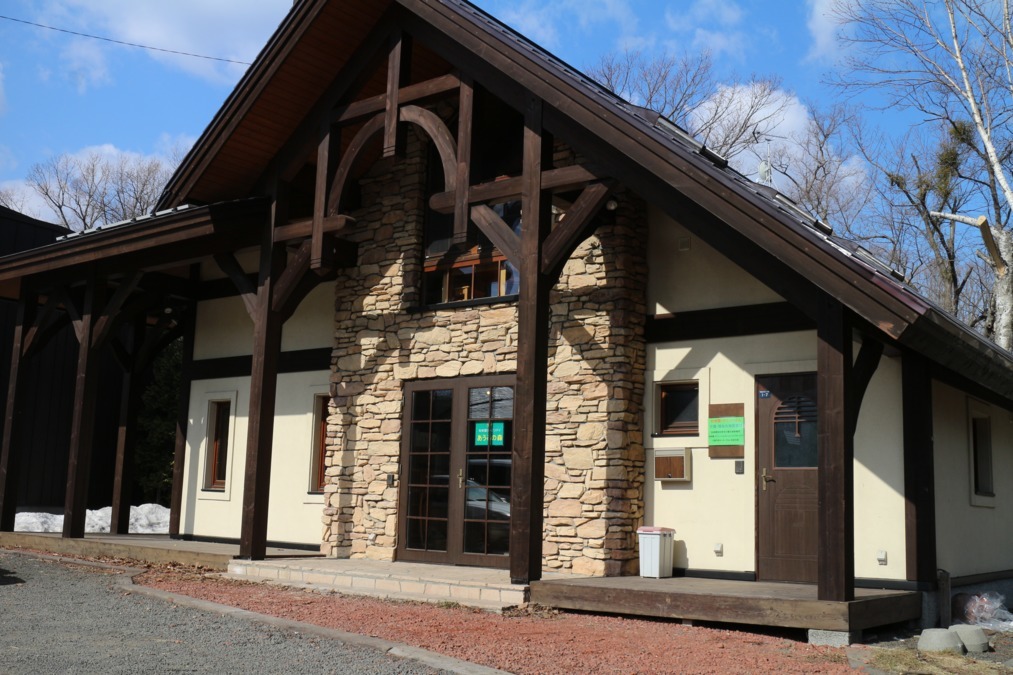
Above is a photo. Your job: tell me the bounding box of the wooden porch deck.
[530,575,922,632]
[0,532,316,571]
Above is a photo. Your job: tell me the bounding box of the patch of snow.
[14,504,170,534]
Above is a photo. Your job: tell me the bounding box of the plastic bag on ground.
[953,592,1013,631]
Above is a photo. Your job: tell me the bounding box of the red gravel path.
[136,569,857,674]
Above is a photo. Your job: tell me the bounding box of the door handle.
[761,467,775,491]
[457,469,463,489]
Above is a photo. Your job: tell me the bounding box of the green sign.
[708,416,745,446]
[474,421,506,446]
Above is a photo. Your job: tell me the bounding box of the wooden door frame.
[396,373,516,567]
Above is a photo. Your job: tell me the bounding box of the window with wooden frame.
[205,400,231,491]
[657,382,700,436]
[310,395,329,494]
[971,411,994,499]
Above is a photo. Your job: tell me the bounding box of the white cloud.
[805,0,840,63]
[36,1,291,84]
[60,39,111,94]
[666,0,748,61]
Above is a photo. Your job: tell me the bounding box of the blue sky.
[0,0,897,217]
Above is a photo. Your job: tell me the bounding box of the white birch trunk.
[993,228,1013,351]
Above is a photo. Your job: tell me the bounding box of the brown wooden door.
[397,376,514,567]
[757,373,818,583]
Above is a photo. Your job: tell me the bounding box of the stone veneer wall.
[320,128,647,576]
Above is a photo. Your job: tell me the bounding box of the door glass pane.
[464,386,513,556]
[774,420,818,468]
[773,395,818,468]
[405,388,452,552]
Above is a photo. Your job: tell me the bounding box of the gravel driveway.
[0,551,450,674]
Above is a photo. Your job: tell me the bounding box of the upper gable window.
[421,88,524,307]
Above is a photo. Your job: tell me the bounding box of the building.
[1,0,1012,639]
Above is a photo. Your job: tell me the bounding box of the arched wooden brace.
[326,105,458,216]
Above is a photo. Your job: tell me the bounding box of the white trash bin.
[637,526,674,578]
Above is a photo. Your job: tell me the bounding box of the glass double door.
[397,376,514,567]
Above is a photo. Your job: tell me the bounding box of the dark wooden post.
[0,285,36,530]
[169,296,197,538]
[64,279,103,538]
[238,223,285,560]
[110,316,145,535]
[816,297,855,601]
[902,351,936,584]
[510,95,552,584]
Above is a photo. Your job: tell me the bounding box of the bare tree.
[23,150,174,231]
[769,102,874,233]
[0,185,32,214]
[834,0,1013,347]
[588,48,791,160]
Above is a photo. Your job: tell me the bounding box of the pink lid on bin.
[637,526,675,533]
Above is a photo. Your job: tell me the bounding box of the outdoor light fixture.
[605,198,619,211]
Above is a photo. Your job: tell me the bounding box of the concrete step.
[227,559,529,612]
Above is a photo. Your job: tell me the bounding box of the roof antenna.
[753,130,785,189]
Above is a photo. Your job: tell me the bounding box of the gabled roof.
[152,0,1013,405]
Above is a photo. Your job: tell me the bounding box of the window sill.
[408,294,518,313]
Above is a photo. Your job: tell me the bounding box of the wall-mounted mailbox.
[655,450,691,482]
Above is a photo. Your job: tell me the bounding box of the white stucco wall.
[179,371,330,546]
[647,205,782,315]
[933,381,1013,576]
[192,284,333,360]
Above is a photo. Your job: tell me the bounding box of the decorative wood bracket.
[470,205,521,268]
[846,336,884,438]
[540,181,613,279]
[213,253,259,319]
[91,271,143,349]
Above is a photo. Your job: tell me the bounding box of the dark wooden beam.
[274,215,351,243]
[540,181,612,279]
[21,292,64,358]
[383,32,412,158]
[847,336,884,438]
[190,348,332,381]
[91,271,143,349]
[646,303,814,343]
[902,351,936,584]
[429,164,604,214]
[511,95,552,584]
[332,73,460,125]
[470,205,521,268]
[110,315,144,535]
[0,286,37,530]
[326,113,385,216]
[272,239,314,317]
[454,76,474,242]
[52,286,84,343]
[816,297,855,601]
[63,277,102,539]
[213,252,258,319]
[169,287,197,538]
[311,124,332,270]
[238,205,286,561]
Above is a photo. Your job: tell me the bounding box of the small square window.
[658,382,699,436]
